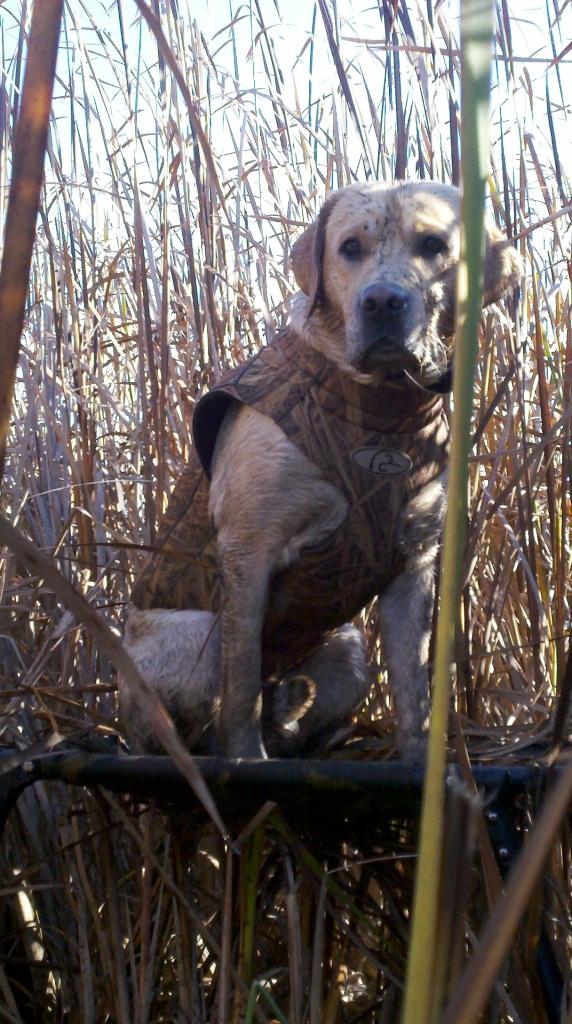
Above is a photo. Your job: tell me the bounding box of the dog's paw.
[224,726,268,760]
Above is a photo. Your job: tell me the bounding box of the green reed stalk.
[401,2,495,1022]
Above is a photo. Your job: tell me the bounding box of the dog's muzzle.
[355,281,417,371]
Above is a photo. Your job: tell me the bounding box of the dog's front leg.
[378,474,446,761]
[378,563,435,762]
[217,548,272,758]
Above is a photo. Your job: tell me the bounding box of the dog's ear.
[483,224,522,305]
[291,193,340,315]
[438,223,521,336]
[290,222,316,296]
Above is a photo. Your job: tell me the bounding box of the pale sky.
[0,0,569,258]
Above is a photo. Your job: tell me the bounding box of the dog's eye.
[340,238,362,259]
[420,235,447,257]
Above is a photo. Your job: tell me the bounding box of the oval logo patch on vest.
[350,445,412,476]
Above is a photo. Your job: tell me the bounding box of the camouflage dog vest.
[131,328,449,676]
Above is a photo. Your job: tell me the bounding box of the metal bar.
[0,747,553,841]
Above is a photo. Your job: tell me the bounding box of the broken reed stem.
[401,2,495,1022]
[0,513,227,839]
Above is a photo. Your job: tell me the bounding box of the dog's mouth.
[353,339,420,375]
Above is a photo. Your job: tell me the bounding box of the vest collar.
[284,325,451,408]
[283,329,446,436]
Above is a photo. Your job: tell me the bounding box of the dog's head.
[291,181,521,379]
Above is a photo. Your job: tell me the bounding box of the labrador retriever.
[120,180,520,760]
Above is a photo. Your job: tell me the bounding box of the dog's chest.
[259,411,448,673]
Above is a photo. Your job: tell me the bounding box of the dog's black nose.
[360,283,410,318]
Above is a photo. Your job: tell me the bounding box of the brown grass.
[0,0,571,1020]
